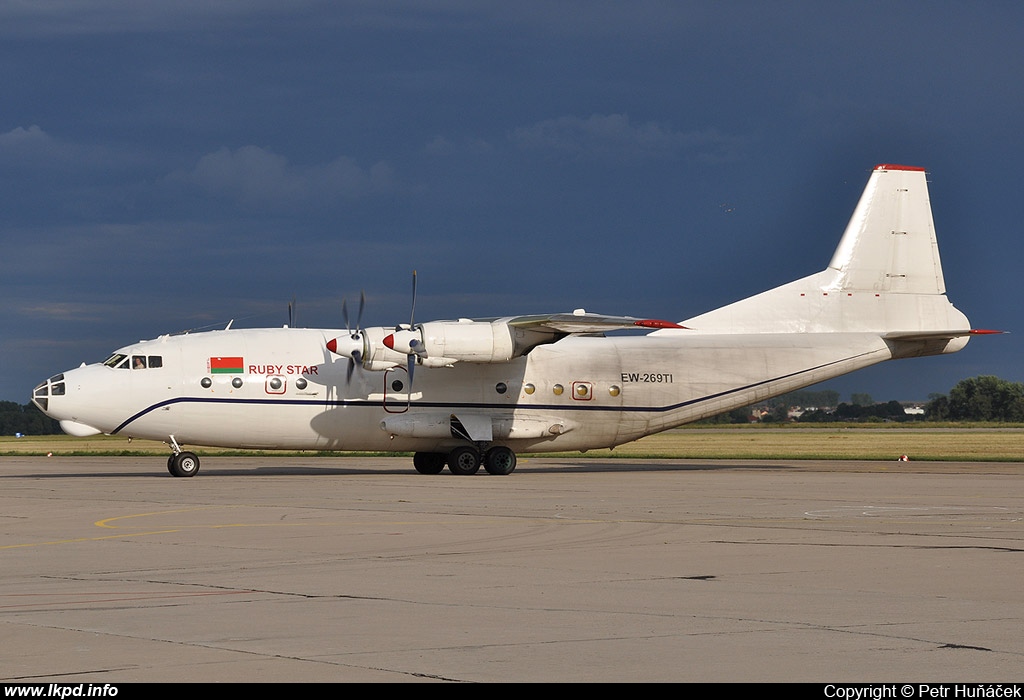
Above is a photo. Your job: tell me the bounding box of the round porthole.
[524,383,535,395]
[552,384,564,396]
[295,377,307,390]
[609,385,621,397]
[392,380,404,392]
[575,384,589,397]
[495,382,507,394]
[269,377,283,390]
[232,377,243,388]
[201,377,212,388]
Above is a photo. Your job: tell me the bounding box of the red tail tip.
[874,163,926,172]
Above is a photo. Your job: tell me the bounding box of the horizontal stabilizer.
[883,329,1004,342]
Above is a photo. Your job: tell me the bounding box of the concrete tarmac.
[1,455,1022,683]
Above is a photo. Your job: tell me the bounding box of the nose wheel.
[167,450,200,477]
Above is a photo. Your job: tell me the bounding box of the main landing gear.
[413,445,517,476]
[166,436,200,478]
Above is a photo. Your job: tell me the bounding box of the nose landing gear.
[167,435,200,477]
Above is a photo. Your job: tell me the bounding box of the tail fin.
[828,164,945,295]
[677,164,971,341]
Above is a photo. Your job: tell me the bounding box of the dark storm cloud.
[2,1,1021,404]
[171,146,396,209]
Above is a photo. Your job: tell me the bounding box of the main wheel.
[483,446,517,475]
[413,452,446,475]
[447,446,481,475]
[168,451,200,477]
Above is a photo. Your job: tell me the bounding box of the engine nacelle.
[328,319,519,369]
[416,319,515,363]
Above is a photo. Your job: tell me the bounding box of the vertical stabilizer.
[672,164,970,337]
[828,164,945,294]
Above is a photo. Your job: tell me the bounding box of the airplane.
[31,164,991,477]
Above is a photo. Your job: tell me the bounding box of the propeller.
[406,271,418,387]
[327,274,422,396]
[331,291,366,383]
[380,271,423,396]
[409,269,417,329]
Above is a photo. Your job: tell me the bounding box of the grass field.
[4,424,1024,462]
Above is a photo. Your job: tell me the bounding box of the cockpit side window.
[132,355,147,369]
[148,355,163,368]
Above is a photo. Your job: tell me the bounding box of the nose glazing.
[31,374,65,413]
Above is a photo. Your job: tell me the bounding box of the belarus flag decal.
[209,356,244,374]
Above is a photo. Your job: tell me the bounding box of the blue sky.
[2,1,1020,404]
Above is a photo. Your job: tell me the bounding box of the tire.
[483,446,517,475]
[447,446,481,475]
[413,452,446,474]
[169,451,200,477]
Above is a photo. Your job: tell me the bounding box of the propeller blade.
[410,270,417,328]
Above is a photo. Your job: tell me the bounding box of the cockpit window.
[132,355,163,369]
[103,353,129,369]
[102,353,162,369]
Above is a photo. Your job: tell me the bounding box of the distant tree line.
[924,376,1024,422]
[0,401,61,435]
[798,399,912,422]
[700,376,1024,424]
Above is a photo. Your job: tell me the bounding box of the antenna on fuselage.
[287,296,297,328]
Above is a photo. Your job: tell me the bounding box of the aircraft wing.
[332,311,687,370]
[505,312,684,334]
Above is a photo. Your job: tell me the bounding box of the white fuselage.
[34,324,950,454]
